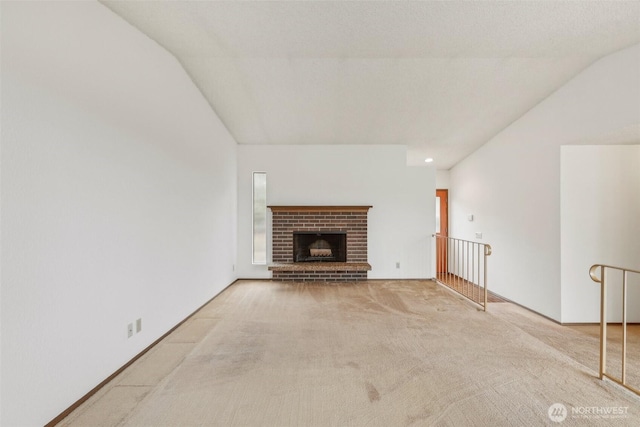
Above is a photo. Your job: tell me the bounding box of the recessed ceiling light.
[425,158,434,163]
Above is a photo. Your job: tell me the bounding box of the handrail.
[433,234,492,311]
[589,263,640,396]
[589,264,640,281]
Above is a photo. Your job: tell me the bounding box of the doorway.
[436,189,448,274]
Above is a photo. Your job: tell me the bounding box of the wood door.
[436,189,448,274]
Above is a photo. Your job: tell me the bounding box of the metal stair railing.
[589,264,640,396]
[434,234,492,311]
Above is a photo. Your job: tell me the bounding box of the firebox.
[293,232,347,262]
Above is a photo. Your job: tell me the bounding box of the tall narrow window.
[252,172,267,264]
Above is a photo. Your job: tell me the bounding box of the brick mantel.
[268,205,372,281]
[268,205,372,212]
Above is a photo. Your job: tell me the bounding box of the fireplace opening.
[293,232,347,262]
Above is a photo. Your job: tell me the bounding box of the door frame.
[436,189,448,274]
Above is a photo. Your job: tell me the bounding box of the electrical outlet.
[127,323,133,338]
[136,318,142,333]
[396,262,400,269]
[475,232,483,239]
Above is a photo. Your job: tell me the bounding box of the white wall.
[1,2,237,425]
[436,170,451,190]
[561,145,640,323]
[237,145,435,279]
[450,43,640,321]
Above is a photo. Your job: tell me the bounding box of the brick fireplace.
[268,206,372,281]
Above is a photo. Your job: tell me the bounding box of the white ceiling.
[101,1,640,169]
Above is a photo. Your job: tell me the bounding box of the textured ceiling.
[101,1,640,169]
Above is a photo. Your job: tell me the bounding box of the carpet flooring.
[435,273,506,303]
[60,280,640,426]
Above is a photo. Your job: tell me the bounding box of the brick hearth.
[268,206,372,281]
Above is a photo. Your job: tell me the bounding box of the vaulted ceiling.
[101,1,640,169]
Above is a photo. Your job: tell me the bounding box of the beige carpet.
[435,273,506,303]
[60,280,640,426]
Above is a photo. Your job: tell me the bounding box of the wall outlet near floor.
[127,323,133,338]
[136,318,142,333]
[475,232,483,239]
[396,262,400,269]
